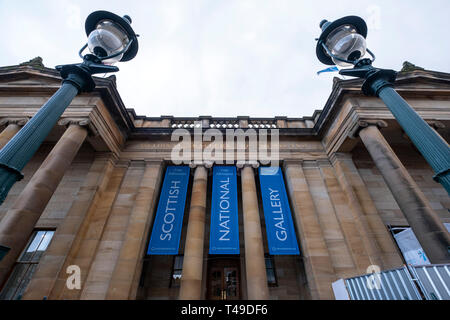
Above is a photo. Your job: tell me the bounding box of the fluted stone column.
[318,160,375,274]
[358,120,450,263]
[179,165,208,300]
[106,160,163,300]
[55,162,128,300]
[241,164,269,300]
[0,121,88,285]
[0,118,29,149]
[22,152,117,300]
[283,160,336,299]
[80,160,146,300]
[302,161,356,279]
[331,152,403,269]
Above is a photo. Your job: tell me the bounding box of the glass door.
[207,258,241,300]
[223,267,239,300]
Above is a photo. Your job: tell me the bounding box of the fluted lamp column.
[179,165,208,300]
[0,119,89,285]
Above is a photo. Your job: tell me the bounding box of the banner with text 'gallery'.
[147,166,190,255]
[259,167,300,255]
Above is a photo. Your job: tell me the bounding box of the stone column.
[0,120,88,285]
[283,160,336,299]
[55,162,128,300]
[179,165,208,300]
[80,160,146,300]
[22,152,117,300]
[0,118,29,149]
[331,152,403,269]
[318,160,375,274]
[302,161,355,279]
[357,120,450,263]
[240,164,269,300]
[106,160,163,300]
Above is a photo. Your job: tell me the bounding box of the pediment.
[0,68,61,87]
[394,73,450,91]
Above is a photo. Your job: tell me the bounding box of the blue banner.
[209,166,240,254]
[259,167,300,255]
[147,166,190,255]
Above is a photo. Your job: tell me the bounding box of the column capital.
[113,159,131,168]
[282,159,301,170]
[58,117,99,137]
[349,119,388,138]
[316,158,332,167]
[94,152,119,165]
[283,159,329,170]
[143,158,164,166]
[129,160,146,168]
[0,117,30,126]
[58,117,90,127]
[426,120,445,130]
[236,160,259,169]
[329,152,353,165]
[283,159,302,164]
[188,161,213,169]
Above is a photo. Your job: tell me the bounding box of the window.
[388,225,431,266]
[389,223,450,266]
[0,230,54,300]
[265,254,278,287]
[169,255,184,288]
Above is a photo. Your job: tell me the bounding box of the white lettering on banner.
[219,178,231,241]
[269,188,287,241]
[160,180,181,241]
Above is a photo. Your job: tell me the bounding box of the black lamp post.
[316,15,450,195]
[0,11,139,205]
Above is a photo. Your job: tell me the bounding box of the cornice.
[1,64,450,145]
[129,127,316,137]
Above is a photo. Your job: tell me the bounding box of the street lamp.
[0,11,139,205]
[316,15,450,195]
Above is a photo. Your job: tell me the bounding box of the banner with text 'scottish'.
[147,166,190,255]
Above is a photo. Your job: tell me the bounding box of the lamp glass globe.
[87,20,129,64]
[325,25,367,67]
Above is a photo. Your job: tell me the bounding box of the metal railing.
[333,263,450,300]
[409,264,450,300]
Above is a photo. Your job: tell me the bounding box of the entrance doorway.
[206,257,241,300]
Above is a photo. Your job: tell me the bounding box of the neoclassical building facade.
[0,60,448,300]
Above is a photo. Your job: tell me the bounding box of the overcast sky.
[1,0,449,118]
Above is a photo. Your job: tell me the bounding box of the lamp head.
[316,16,368,67]
[85,11,139,64]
